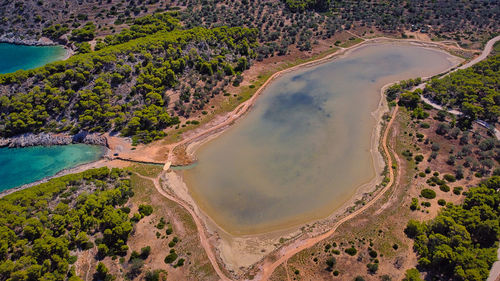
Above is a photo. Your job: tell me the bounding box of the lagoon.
[0,43,66,74]
[0,144,104,192]
[184,43,458,235]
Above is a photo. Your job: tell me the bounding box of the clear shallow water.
[0,145,104,192]
[0,43,66,74]
[184,44,457,235]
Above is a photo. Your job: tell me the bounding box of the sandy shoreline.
[156,39,464,274]
[0,36,473,278]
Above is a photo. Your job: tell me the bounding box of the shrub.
[138,204,153,216]
[414,155,424,162]
[140,246,151,259]
[405,220,425,238]
[166,225,173,235]
[439,184,450,192]
[421,201,431,207]
[438,199,446,206]
[443,174,456,182]
[381,275,392,281]
[176,258,185,267]
[326,257,336,268]
[410,198,419,211]
[354,276,366,281]
[453,186,463,195]
[369,249,378,258]
[164,250,178,264]
[402,269,423,281]
[421,189,436,199]
[367,263,379,274]
[345,247,357,256]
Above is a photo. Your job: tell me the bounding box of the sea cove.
[184,43,459,235]
[0,144,104,192]
[0,43,67,74]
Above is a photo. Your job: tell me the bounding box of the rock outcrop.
[0,132,108,148]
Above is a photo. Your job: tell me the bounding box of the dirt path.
[135,36,500,281]
[252,35,500,281]
[257,103,399,280]
[414,35,500,140]
[134,173,230,281]
[458,35,500,70]
[284,260,291,281]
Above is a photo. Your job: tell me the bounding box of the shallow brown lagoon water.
[184,44,457,235]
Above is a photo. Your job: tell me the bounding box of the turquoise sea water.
[0,43,103,192]
[0,43,66,74]
[0,145,104,192]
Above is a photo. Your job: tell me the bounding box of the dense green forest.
[405,176,499,281]
[0,12,257,144]
[423,55,500,127]
[0,167,140,280]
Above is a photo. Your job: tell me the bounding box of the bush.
[326,257,336,268]
[345,247,357,256]
[175,258,185,267]
[443,174,456,182]
[140,246,151,259]
[164,250,178,264]
[367,263,379,274]
[405,220,425,238]
[138,205,153,216]
[410,198,419,211]
[453,186,463,195]
[439,184,450,192]
[437,199,446,206]
[380,275,392,281]
[402,269,422,281]
[421,189,436,199]
[354,276,366,281]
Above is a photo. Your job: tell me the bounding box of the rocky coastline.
[0,132,108,148]
[0,34,60,46]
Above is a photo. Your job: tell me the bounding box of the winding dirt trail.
[256,35,500,281]
[134,173,231,281]
[257,104,399,280]
[414,35,500,140]
[149,35,500,281]
[458,35,500,70]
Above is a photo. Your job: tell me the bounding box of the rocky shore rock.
[0,34,58,46]
[0,132,108,148]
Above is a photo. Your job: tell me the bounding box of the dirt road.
[134,173,231,281]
